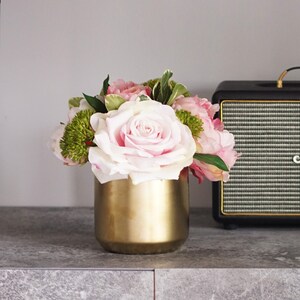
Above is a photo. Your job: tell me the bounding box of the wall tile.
[0,270,153,300]
[155,268,300,300]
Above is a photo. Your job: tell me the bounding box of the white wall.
[1,0,300,207]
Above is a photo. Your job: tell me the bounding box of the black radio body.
[212,80,300,227]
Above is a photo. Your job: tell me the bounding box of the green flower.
[176,110,203,138]
[60,110,95,164]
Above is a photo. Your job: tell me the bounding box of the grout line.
[153,269,156,300]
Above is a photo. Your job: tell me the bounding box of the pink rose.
[106,79,151,101]
[88,99,196,184]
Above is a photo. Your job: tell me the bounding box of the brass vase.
[94,168,189,254]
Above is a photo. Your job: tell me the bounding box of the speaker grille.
[221,100,300,215]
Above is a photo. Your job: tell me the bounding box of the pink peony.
[173,95,238,182]
[173,95,219,121]
[191,123,239,183]
[106,79,151,101]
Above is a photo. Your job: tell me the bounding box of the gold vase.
[94,168,189,254]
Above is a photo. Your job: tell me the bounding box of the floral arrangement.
[51,70,238,184]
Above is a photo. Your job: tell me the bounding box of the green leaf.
[105,94,126,111]
[158,69,173,104]
[102,75,110,95]
[152,80,160,100]
[83,93,107,113]
[170,80,191,97]
[193,153,229,171]
[68,97,83,109]
[167,83,189,106]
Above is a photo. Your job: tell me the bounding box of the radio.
[212,67,300,228]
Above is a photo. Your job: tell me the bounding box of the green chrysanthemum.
[176,110,203,138]
[60,110,95,164]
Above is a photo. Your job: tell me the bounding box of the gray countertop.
[1,207,299,269]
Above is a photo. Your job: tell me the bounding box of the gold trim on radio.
[220,99,300,216]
